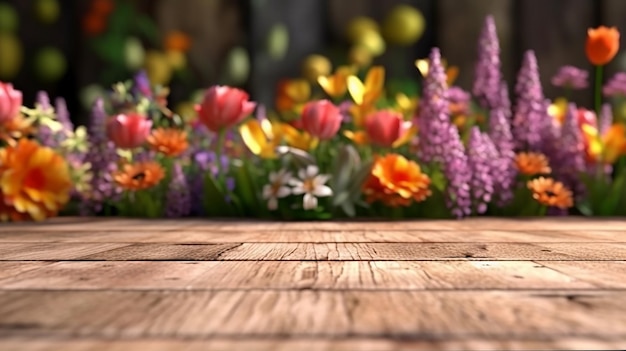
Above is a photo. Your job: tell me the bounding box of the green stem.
[537,205,548,217]
[215,129,227,185]
[595,65,604,116]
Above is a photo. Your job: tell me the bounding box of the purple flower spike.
[603,72,626,97]
[555,103,586,197]
[467,127,496,214]
[599,103,613,135]
[165,163,192,218]
[551,66,589,89]
[473,15,503,110]
[55,97,73,131]
[488,104,516,205]
[417,48,472,218]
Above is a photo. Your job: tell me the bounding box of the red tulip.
[196,85,257,132]
[365,110,404,147]
[0,82,23,123]
[106,112,153,149]
[301,100,342,140]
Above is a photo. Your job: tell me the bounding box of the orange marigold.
[0,138,72,222]
[146,128,189,157]
[527,177,574,210]
[515,152,551,176]
[114,161,165,191]
[362,153,432,207]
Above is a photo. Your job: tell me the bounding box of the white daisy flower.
[262,169,293,210]
[289,165,333,210]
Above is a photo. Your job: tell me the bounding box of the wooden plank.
[517,0,595,106]
[537,261,626,288]
[0,262,52,281]
[437,0,514,91]
[3,218,626,233]
[0,229,622,243]
[0,243,130,260]
[0,261,599,291]
[0,290,624,337]
[0,337,622,351]
[74,243,626,261]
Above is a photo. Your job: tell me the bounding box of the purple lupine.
[551,66,588,89]
[417,48,472,218]
[467,127,496,214]
[133,70,153,99]
[81,99,121,215]
[512,50,560,164]
[599,103,613,135]
[488,105,516,205]
[165,163,192,218]
[36,91,52,110]
[448,86,471,115]
[554,103,586,197]
[55,97,73,130]
[473,15,503,110]
[602,72,626,97]
[494,81,512,118]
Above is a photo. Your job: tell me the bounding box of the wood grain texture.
[0,261,603,291]
[0,337,622,351]
[0,290,624,338]
[0,218,623,349]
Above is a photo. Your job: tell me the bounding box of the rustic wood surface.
[0,218,624,351]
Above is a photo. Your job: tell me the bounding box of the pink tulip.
[196,85,257,132]
[0,82,23,123]
[365,110,404,147]
[301,100,342,140]
[106,112,153,149]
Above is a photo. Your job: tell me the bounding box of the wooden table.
[0,218,624,350]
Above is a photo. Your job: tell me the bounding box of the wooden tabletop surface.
[0,217,624,351]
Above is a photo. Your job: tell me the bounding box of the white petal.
[269,172,278,183]
[303,193,318,210]
[267,197,278,210]
[314,174,330,185]
[276,186,291,198]
[262,185,273,199]
[291,186,305,195]
[298,168,307,180]
[306,165,319,178]
[313,185,333,197]
[289,179,303,187]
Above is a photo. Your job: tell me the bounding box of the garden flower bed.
[1,16,625,222]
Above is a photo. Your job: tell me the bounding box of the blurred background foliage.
[2,0,626,126]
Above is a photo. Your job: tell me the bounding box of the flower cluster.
[2,16,626,221]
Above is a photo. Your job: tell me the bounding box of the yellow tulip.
[349,102,376,128]
[547,97,569,124]
[280,123,319,151]
[347,66,385,106]
[395,93,419,116]
[317,66,355,98]
[343,130,369,146]
[602,123,626,164]
[275,79,311,113]
[239,118,283,159]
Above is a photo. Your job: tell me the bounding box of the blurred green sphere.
[266,24,289,60]
[225,46,250,85]
[124,37,145,70]
[0,3,19,33]
[34,47,67,82]
[35,0,60,24]
[382,5,425,46]
[0,33,23,79]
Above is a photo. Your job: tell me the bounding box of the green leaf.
[341,202,356,217]
[134,15,160,46]
[348,161,374,196]
[576,200,594,216]
[599,171,626,215]
[107,1,134,35]
[91,34,126,66]
[332,191,350,206]
[429,167,447,192]
[232,160,258,214]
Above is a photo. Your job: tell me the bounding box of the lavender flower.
[473,15,503,110]
[448,86,471,115]
[81,99,120,215]
[554,103,586,197]
[599,103,613,135]
[133,70,152,98]
[488,105,516,205]
[551,66,589,89]
[603,72,626,97]
[55,97,73,130]
[467,127,496,214]
[165,163,192,218]
[36,91,52,110]
[417,48,472,218]
[512,50,560,161]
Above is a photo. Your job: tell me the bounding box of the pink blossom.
[106,112,152,149]
[365,110,404,147]
[0,82,22,123]
[196,86,256,132]
[301,100,342,140]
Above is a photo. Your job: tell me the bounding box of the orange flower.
[114,161,165,191]
[164,31,192,53]
[0,139,72,222]
[0,114,35,146]
[362,154,432,207]
[527,177,574,210]
[515,152,551,176]
[275,79,311,113]
[600,123,626,164]
[147,128,188,157]
[586,26,620,66]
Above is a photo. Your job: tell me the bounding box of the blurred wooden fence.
[6,0,626,123]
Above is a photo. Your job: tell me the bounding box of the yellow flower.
[275,79,311,113]
[347,66,385,106]
[0,138,72,222]
[582,123,626,164]
[239,118,283,159]
[548,97,569,124]
[343,130,369,146]
[415,58,459,86]
[395,93,419,116]
[280,123,319,151]
[317,66,356,98]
